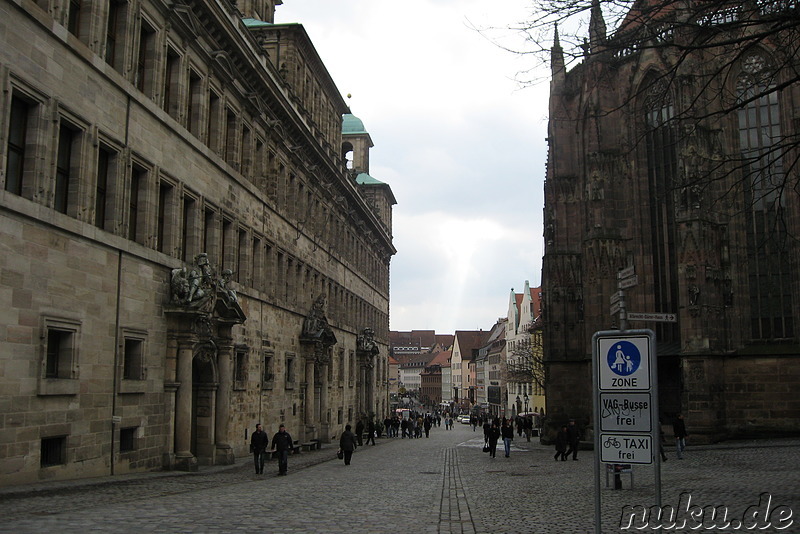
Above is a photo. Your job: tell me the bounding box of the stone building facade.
[542,1,800,440]
[0,0,394,485]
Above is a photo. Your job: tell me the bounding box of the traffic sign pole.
[592,329,660,534]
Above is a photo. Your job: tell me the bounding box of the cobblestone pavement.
[0,425,797,533]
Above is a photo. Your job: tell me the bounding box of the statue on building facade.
[300,295,337,348]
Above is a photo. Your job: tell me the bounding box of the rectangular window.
[105,1,126,71]
[252,236,262,290]
[203,207,216,257]
[119,427,136,452]
[262,351,273,386]
[157,181,174,253]
[128,164,146,243]
[237,228,247,284]
[41,436,67,467]
[285,354,295,385]
[135,21,156,95]
[5,96,31,196]
[207,91,220,151]
[123,337,144,380]
[224,108,238,167]
[182,195,196,261]
[187,70,202,136]
[234,349,247,386]
[55,124,77,214]
[67,0,83,38]
[163,47,180,118]
[221,216,233,270]
[95,145,115,230]
[45,320,80,380]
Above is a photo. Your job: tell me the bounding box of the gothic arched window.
[736,51,793,340]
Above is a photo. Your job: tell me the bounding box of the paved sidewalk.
[0,429,797,533]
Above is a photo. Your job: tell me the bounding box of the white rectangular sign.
[619,275,639,289]
[599,393,652,432]
[627,312,677,323]
[596,335,651,391]
[618,266,635,280]
[600,433,653,464]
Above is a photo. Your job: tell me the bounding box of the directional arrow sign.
[619,275,638,290]
[618,266,635,280]
[610,302,621,316]
[627,312,677,323]
[610,291,623,305]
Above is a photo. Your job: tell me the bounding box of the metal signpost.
[592,329,661,534]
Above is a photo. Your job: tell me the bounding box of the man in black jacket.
[271,424,294,475]
[250,423,269,474]
[565,419,581,460]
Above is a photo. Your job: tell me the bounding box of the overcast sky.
[276,1,550,334]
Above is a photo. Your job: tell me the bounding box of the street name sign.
[627,312,677,323]
[618,266,635,280]
[619,275,639,289]
[610,302,621,316]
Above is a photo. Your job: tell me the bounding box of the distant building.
[506,281,545,416]
[451,331,489,408]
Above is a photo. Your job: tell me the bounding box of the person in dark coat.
[673,413,688,459]
[270,424,294,475]
[365,419,376,445]
[501,419,514,457]
[564,419,580,460]
[487,422,501,458]
[554,425,568,461]
[339,424,358,465]
[250,423,269,474]
[355,419,365,446]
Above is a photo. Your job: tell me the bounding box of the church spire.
[589,0,607,53]
[551,23,565,87]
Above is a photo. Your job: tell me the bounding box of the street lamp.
[523,393,529,414]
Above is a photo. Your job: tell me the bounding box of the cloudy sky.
[276,1,551,334]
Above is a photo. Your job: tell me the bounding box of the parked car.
[458,415,471,424]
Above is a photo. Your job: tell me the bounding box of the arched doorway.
[191,347,217,465]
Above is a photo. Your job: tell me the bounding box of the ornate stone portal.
[165,254,246,471]
[356,327,380,416]
[299,295,337,442]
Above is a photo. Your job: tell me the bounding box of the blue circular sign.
[606,341,641,376]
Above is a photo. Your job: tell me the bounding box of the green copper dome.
[342,114,368,135]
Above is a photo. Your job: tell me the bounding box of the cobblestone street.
[0,425,797,533]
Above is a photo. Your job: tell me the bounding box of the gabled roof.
[454,330,490,361]
[428,350,452,367]
[387,356,400,365]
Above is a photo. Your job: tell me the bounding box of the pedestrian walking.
[424,416,432,438]
[250,423,269,474]
[270,424,294,475]
[365,419,376,445]
[487,421,501,458]
[673,413,688,459]
[355,419,365,446]
[501,419,514,457]
[565,419,580,460]
[554,424,568,461]
[339,424,358,465]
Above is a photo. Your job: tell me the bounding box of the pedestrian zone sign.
[597,334,651,391]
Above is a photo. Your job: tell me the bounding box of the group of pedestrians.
[480,417,516,458]
[550,412,690,462]
[249,423,294,476]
